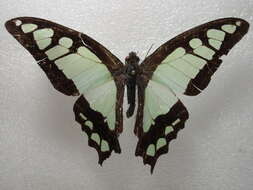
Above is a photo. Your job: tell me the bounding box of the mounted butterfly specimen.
[5,17,249,173]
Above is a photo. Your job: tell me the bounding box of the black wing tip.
[4,17,28,34]
[5,17,23,27]
[5,19,17,33]
[227,17,249,33]
[4,17,51,33]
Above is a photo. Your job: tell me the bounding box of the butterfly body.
[5,17,249,173]
[125,51,141,117]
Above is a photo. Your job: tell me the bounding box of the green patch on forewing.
[181,54,206,70]
[154,64,190,90]
[163,47,186,63]
[156,138,167,150]
[167,58,199,78]
[207,29,225,41]
[60,56,98,79]
[152,69,185,94]
[193,46,215,60]
[146,144,156,157]
[21,24,38,33]
[59,37,73,48]
[208,39,222,50]
[101,140,110,152]
[45,45,69,60]
[36,38,52,50]
[55,54,84,70]
[33,28,54,41]
[189,38,202,49]
[78,46,101,62]
[91,133,100,145]
[221,24,236,34]
[73,64,111,93]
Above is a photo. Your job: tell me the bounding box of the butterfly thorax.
[125,52,140,118]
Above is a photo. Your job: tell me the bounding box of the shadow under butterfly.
[5,17,249,173]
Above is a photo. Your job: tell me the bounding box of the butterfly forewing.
[136,18,249,172]
[141,18,249,96]
[5,17,125,165]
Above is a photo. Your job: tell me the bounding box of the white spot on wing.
[172,119,180,126]
[14,19,22,26]
[236,21,241,26]
[79,113,87,120]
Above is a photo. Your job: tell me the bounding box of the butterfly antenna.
[144,44,154,59]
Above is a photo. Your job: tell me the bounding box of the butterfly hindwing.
[74,95,121,164]
[136,18,249,172]
[135,81,189,173]
[5,17,125,164]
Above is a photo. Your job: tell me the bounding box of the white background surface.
[0,0,253,189]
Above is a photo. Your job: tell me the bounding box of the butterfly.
[5,17,249,173]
